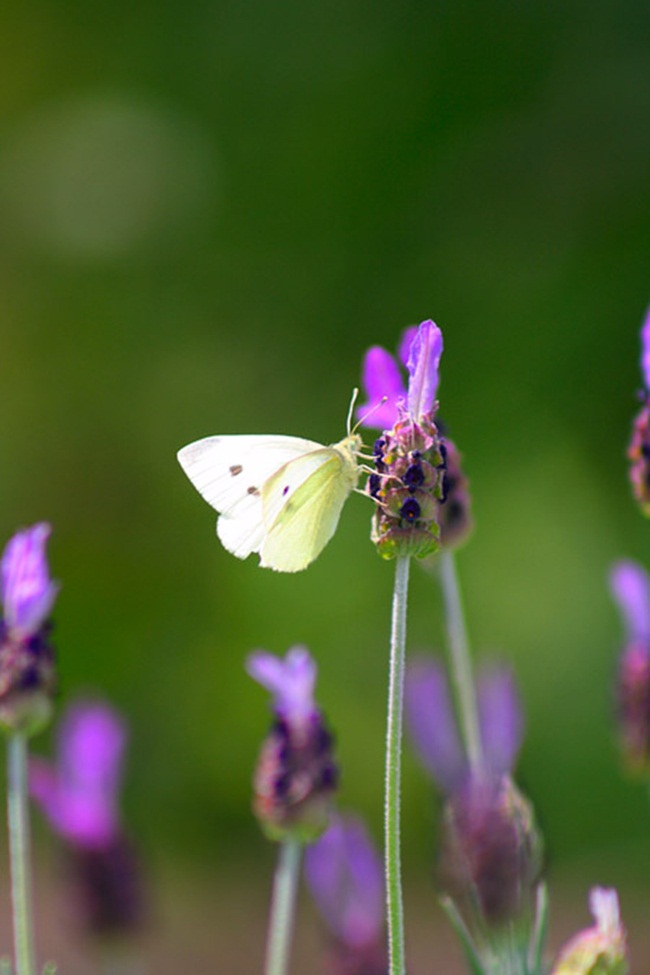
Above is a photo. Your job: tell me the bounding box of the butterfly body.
[177,432,362,572]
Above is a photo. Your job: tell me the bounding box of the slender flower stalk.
[248,647,338,975]
[8,731,35,975]
[265,838,302,975]
[385,554,410,975]
[0,524,59,975]
[438,549,484,775]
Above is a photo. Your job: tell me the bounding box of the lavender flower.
[358,321,472,556]
[405,657,524,790]
[248,647,338,842]
[30,700,126,848]
[609,560,650,773]
[551,887,628,975]
[628,308,650,515]
[30,698,143,937]
[0,523,59,733]
[405,656,541,927]
[305,813,387,975]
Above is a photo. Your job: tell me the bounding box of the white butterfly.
[177,430,363,572]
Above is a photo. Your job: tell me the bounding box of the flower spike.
[0,523,59,734]
[248,647,337,842]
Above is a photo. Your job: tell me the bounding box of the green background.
[1,0,650,968]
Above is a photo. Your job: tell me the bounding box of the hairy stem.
[264,838,302,975]
[385,554,411,975]
[7,732,36,975]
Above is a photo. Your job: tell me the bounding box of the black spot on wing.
[247,486,260,496]
[282,485,290,496]
[230,465,243,476]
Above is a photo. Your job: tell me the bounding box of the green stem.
[385,555,411,975]
[7,732,36,975]
[264,838,302,975]
[438,549,484,775]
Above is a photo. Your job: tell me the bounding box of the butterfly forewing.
[177,434,325,560]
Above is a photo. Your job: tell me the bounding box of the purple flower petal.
[641,307,650,391]
[405,657,467,793]
[477,665,523,777]
[356,346,407,429]
[30,699,127,848]
[304,813,384,948]
[246,646,317,720]
[609,560,650,643]
[1,523,59,637]
[406,320,443,421]
[398,326,419,367]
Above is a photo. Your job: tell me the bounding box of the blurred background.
[1,0,650,970]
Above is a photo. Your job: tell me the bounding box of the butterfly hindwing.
[260,451,348,571]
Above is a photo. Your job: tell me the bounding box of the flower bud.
[551,887,628,975]
[439,774,542,926]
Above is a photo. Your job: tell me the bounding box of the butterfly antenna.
[346,387,360,436]
[354,395,389,432]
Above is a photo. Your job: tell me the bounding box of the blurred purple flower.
[30,699,127,849]
[1,523,59,638]
[641,307,650,392]
[404,658,465,793]
[248,647,338,841]
[609,560,650,644]
[477,665,524,780]
[305,813,384,950]
[609,560,650,773]
[247,645,317,723]
[357,320,443,429]
[405,656,523,792]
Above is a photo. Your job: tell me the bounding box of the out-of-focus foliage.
[1,0,650,889]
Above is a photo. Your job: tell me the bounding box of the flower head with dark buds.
[551,888,628,975]
[30,699,144,938]
[358,321,471,557]
[305,813,387,975]
[405,657,541,927]
[609,560,650,775]
[0,524,59,734]
[628,308,650,515]
[248,646,338,843]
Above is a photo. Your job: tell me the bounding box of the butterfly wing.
[259,444,359,572]
[177,435,325,561]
